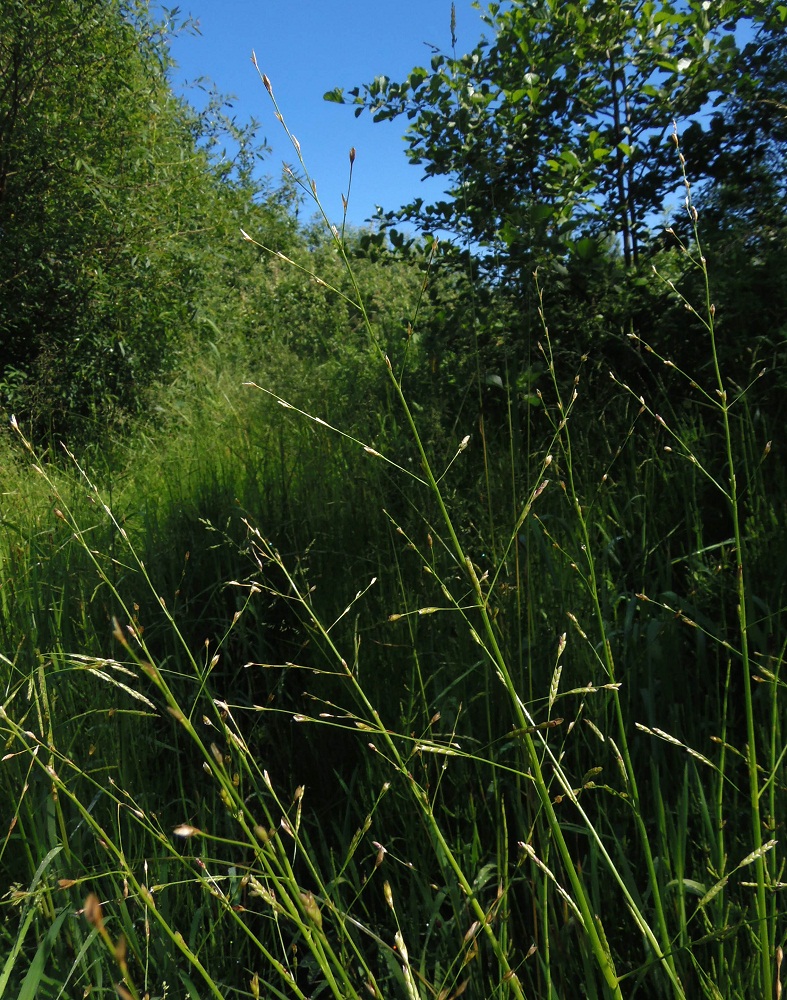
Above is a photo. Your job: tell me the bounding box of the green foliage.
[1,4,786,998]
[0,0,291,442]
[329,1,785,270]
[2,214,785,995]
[327,2,787,459]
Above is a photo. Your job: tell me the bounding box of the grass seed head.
[394,931,408,963]
[173,824,201,838]
[300,890,323,930]
[83,893,104,930]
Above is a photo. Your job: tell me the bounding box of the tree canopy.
[327,1,787,271]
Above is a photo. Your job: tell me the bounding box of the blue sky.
[165,1,486,229]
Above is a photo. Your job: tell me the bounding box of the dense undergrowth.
[1,130,786,997]
[2,2,787,998]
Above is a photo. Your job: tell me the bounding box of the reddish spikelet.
[83,893,104,930]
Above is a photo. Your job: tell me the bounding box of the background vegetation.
[1,1,786,998]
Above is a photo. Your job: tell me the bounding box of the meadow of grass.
[1,124,785,1000]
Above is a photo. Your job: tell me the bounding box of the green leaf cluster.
[331,0,786,273]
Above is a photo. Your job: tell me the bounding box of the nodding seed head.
[83,893,104,930]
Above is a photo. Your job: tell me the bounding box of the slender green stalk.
[531,286,686,995]
[698,241,771,1000]
[671,128,771,997]
[252,74,632,998]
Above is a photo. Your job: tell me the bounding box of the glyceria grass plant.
[0,72,784,1000]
